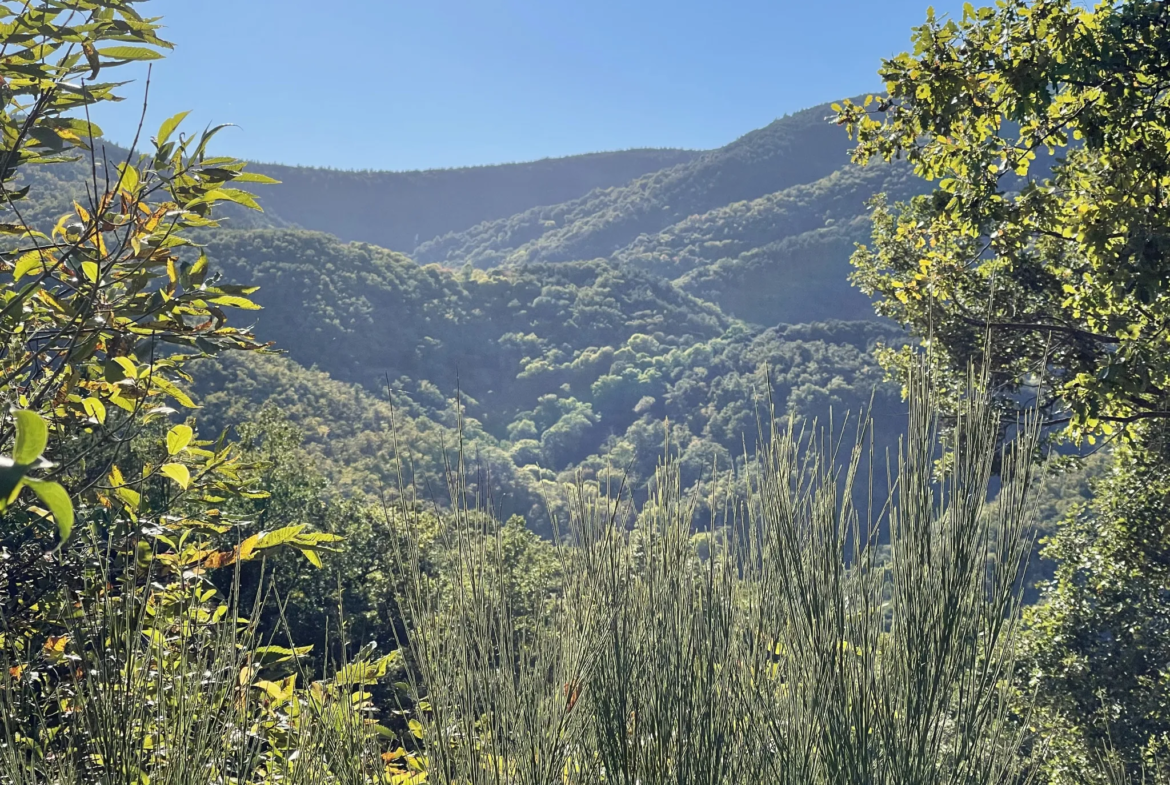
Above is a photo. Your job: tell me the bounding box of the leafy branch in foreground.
[835,0,1170,441]
[0,5,416,783]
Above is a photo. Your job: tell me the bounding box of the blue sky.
[91,0,965,171]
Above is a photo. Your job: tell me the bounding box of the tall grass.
[390,369,1041,784]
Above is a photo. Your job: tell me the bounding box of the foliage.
[837,0,1170,438]
[414,101,856,271]
[833,1,1170,780]
[191,317,905,531]
[0,4,414,783]
[1021,425,1170,782]
[0,0,278,641]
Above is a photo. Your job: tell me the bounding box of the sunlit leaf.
[12,410,47,466]
[26,478,73,542]
[166,424,193,455]
[160,462,190,489]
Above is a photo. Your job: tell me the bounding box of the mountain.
[188,224,905,528]
[185,101,917,525]
[407,101,934,326]
[13,98,923,528]
[414,102,857,269]
[248,148,702,253]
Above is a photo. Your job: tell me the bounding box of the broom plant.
[388,365,1041,785]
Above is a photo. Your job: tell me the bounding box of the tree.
[1021,425,1170,783]
[834,0,1170,775]
[0,6,408,782]
[0,0,274,637]
[837,0,1170,437]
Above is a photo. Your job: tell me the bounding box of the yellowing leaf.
[82,397,107,424]
[98,45,164,61]
[202,550,237,569]
[160,462,190,489]
[237,533,262,562]
[166,424,193,455]
[256,525,306,550]
[113,357,137,379]
[13,250,48,280]
[44,635,69,654]
[152,377,196,408]
[208,295,261,310]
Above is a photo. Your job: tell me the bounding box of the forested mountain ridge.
[9,96,918,528]
[414,101,860,270]
[247,148,702,253]
[199,229,730,398]
[195,229,907,513]
[15,97,919,330]
[404,100,935,326]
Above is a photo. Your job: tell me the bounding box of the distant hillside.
[201,228,730,402]
[407,100,934,326]
[249,148,702,253]
[196,227,905,527]
[619,161,927,324]
[413,102,858,269]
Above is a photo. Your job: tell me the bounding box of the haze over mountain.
[247,148,702,254]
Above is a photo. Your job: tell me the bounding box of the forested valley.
[2,1,1167,784]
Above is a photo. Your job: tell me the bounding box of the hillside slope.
[413,101,858,270]
[194,227,904,527]
[249,148,701,253]
[407,101,934,326]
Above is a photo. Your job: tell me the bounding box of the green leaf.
[26,478,73,543]
[112,357,137,379]
[160,462,190,489]
[0,461,28,504]
[166,424,193,455]
[152,377,196,408]
[98,46,164,61]
[12,410,48,466]
[0,282,39,323]
[252,645,313,666]
[116,162,140,194]
[192,188,262,211]
[256,525,306,550]
[232,172,280,184]
[13,250,47,281]
[156,111,190,149]
[115,486,141,511]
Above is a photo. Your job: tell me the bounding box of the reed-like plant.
[388,367,1041,785]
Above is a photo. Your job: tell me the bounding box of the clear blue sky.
[91,0,966,172]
